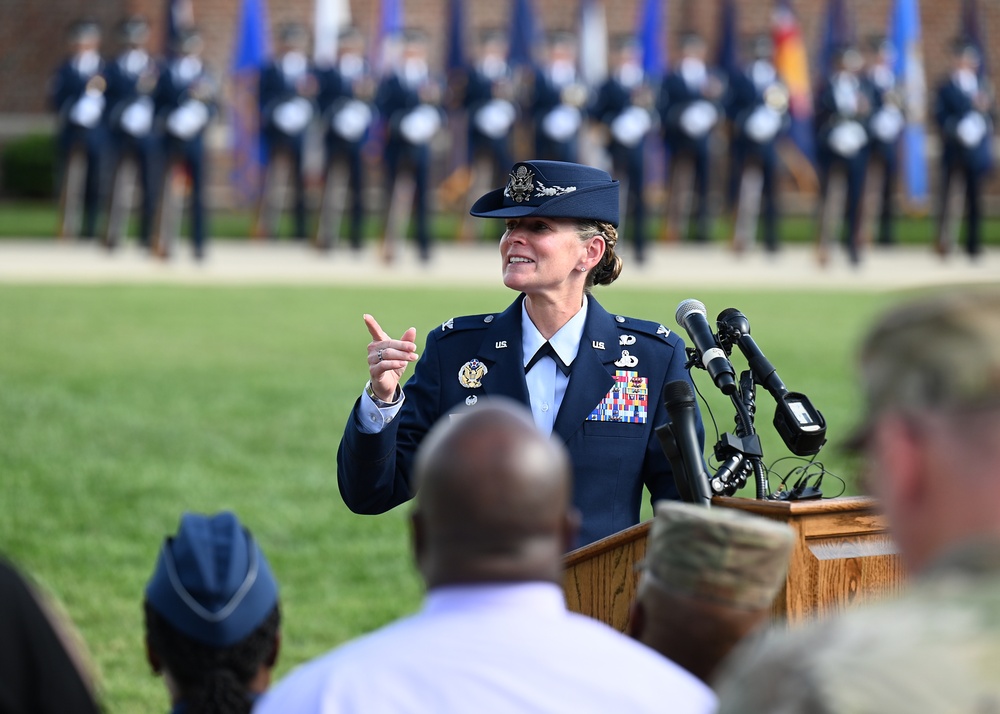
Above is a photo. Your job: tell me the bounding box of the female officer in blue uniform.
[337,160,701,548]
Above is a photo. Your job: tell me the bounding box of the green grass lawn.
[0,284,903,710]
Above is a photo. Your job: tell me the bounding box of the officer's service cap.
[845,287,1000,451]
[470,160,620,227]
[640,501,794,610]
[145,511,278,648]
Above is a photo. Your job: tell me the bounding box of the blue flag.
[230,0,270,204]
[508,0,539,69]
[889,0,928,203]
[636,0,665,80]
[373,0,404,75]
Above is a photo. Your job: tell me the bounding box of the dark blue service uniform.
[337,294,699,548]
[590,73,653,261]
[375,71,441,259]
[104,49,160,247]
[49,55,107,238]
[724,63,787,251]
[532,66,583,163]
[815,74,869,263]
[659,67,721,243]
[464,63,515,185]
[153,58,215,257]
[862,67,903,246]
[316,59,372,249]
[259,56,315,238]
[935,74,993,258]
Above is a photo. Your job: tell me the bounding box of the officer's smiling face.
[500,217,598,300]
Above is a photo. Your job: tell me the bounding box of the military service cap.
[641,501,794,610]
[470,160,620,227]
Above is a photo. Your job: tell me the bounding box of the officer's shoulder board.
[437,314,496,337]
[612,315,674,343]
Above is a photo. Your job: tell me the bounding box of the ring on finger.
[376,348,384,362]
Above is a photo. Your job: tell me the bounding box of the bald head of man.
[411,399,580,590]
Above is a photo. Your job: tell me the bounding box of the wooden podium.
[563,496,904,632]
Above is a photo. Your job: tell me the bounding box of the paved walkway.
[0,238,996,291]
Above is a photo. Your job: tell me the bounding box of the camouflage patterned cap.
[845,288,1000,450]
[640,501,794,610]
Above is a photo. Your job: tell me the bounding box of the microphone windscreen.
[664,379,696,409]
[675,298,707,326]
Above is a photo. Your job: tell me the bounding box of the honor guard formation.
[45,8,996,266]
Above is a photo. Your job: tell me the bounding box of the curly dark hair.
[576,219,623,290]
[144,600,280,714]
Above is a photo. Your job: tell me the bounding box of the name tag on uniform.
[586,370,648,424]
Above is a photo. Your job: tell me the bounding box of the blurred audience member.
[0,556,100,714]
[629,500,793,683]
[144,511,281,714]
[259,399,716,714]
[715,288,1000,712]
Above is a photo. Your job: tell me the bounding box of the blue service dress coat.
[724,64,787,250]
[103,50,160,245]
[934,75,994,257]
[590,74,653,260]
[49,55,107,237]
[337,294,699,548]
[463,64,515,175]
[861,69,903,246]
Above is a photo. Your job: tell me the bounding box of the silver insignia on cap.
[507,165,535,203]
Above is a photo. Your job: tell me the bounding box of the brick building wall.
[2,0,999,205]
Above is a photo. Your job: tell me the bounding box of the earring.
[579,266,587,272]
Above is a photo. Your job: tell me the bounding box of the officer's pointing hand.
[365,314,418,402]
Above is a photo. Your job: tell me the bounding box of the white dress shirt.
[255,582,717,714]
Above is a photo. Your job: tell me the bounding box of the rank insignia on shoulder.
[587,370,649,423]
[657,324,670,337]
[442,318,454,331]
[458,359,488,389]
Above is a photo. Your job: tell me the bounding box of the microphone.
[675,299,737,395]
[717,307,827,456]
[662,380,712,506]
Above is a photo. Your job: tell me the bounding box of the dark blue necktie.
[525,341,571,376]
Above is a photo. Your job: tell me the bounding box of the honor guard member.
[103,16,160,250]
[934,39,994,259]
[463,30,517,199]
[315,27,374,251]
[49,19,107,239]
[862,36,905,247]
[153,28,217,260]
[658,33,726,243]
[532,32,588,163]
[815,44,871,265]
[375,29,445,262]
[337,160,702,548]
[257,23,317,240]
[724,35,788,253]
[590,35,656,264]
[144,511,282,714]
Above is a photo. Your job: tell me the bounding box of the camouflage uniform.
[715,287,1000,714]
[714,540,1000,713]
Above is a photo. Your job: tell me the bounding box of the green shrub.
[1,133,57,199]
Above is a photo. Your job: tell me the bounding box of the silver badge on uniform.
[615,350,639,368]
